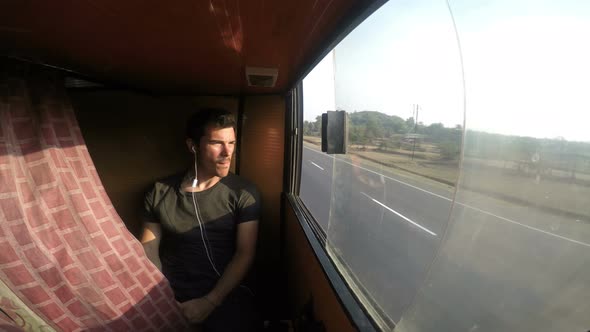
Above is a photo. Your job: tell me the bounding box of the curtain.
[0,66,188,331]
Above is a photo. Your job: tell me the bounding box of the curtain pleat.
[0,69,188,331]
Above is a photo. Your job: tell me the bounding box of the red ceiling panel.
[0,0,381,94]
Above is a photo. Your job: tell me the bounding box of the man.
[140,108,260,331]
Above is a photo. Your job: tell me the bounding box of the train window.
[300,0,590,330]
[300,0,464,328]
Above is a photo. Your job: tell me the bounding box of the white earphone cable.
[191,145,254,296]
[192,147,221,277]
[191,191,222,277]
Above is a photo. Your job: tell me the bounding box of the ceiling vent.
[245,67,278,88]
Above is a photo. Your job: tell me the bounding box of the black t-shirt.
[143,172,260,302]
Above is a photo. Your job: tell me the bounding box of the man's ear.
[185,138,197,154]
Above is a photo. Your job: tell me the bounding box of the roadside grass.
[303,136,590,220]
[303,136,459,185]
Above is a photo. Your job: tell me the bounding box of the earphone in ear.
[192,145,198,187]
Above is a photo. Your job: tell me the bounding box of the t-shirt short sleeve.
[237,185,261,224]
[142,186,159,223]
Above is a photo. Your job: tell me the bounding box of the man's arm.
[140,222,162,271]
[207,220,258,304]
[178,220,258,323]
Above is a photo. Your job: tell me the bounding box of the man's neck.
[182,171,221,192]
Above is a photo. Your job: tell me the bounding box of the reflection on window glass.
[327,1,463,328]
[301,0,590,331]
[300,53,336,231]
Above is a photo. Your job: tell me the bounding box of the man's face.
[198,126,236,178]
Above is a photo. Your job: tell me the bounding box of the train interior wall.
[70,90,239,237]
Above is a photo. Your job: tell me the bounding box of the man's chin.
[216,168,230,177]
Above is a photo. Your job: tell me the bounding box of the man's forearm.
[206,250,254,305]
[142,241,162,271]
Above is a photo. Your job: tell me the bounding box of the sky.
[303,0,590,142]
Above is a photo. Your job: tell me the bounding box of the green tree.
[439,141,461,160]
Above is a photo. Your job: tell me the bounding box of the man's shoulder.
[221,174,261,217]
[143,172,183,215]
[152,172,184,191]
[220,173,259,195]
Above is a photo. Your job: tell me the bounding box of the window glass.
[327,1,463,327]
[301,53,336,231]
[301,0,463,328]
[300,0,590,330]
[397,1,590,331]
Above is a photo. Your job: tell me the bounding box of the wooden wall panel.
[69,90,238,236]
[238,95,286,318]
[284,202,356,332]
[239,95,285,263]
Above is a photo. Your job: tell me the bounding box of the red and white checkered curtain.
[0,70,188,331]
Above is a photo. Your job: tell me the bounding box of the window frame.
[283,1,394,330]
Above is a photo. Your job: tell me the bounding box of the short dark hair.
[186,108,236,142]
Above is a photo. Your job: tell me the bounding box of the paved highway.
[300,145,590,330]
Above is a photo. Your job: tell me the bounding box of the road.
[300,145,590,331]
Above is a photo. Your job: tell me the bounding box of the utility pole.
[411,104,419,160]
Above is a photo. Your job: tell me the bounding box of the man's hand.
[177,297,217,324]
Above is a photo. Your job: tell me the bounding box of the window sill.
[286,193,381,332]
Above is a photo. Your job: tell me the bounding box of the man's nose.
[221,144,231,156]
